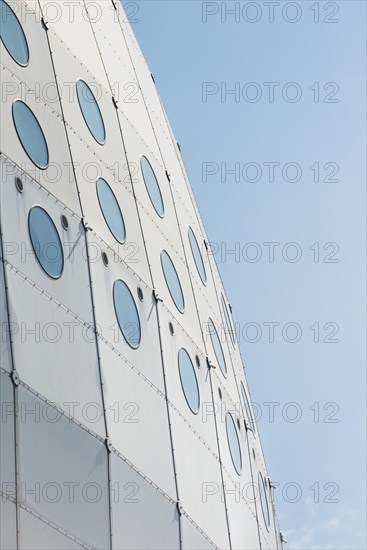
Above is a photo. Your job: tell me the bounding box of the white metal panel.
[110,451,180,550]
[5,268,105,437]
[38,0,109,90]
[88,234,163,391]
[158,306,217,451]
[98,340,177,501]
[17,385,110,548]
[67,135,152,286]
[0,496,17,550]
[0,371,16,497]
[0,93,81,214]
[46,32,122,171]
[85,0,161,159]
[118,16,174,154]
[0,0,62,116]
[137,211,203,347]
[222,469,261,550]
[180,516,216,550]
[169,411,230,550]
[19,508,85,550]
[0,162,93,321]
[0,243,12,373]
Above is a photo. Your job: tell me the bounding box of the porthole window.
[226,412,242,475]
[161,250,185,313]
[113,280,141,349]
[241,382,256,433]
[221,294,236,345]
[96,178,126,243]
[140,156,164,217]
[12,101,49,169]
[178,348,200,414]
[188,227,206,285]
[76,80,106,145]
[0,0,29,66]
[208,318,227,377]
[28,206,64,279]
[258,472,270,530]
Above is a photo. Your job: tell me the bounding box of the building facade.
[0,1,283,548]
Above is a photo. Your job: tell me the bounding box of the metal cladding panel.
[0,371,16,497]
[0,244,12,373]
[120,125,182,249]
[19,508,85,550]
[118,17,174,153]
[0,0,62,117]
[45,35,122,172]
[88,235,163,391]
[98,340,177,501]
[6,269,105,436]
[85,0,161,158]
[169,412,229,550]
[67,135,152,286]
[180,516,216,550]
[17,385,110,548]
[110,452,180,550]
[0,496,17,550]
[38,0,109,91]
[159,307,217,450]
[0,162,93,321]
[137,213,203,345]
[0,93,81,214]
[222,470,261,550]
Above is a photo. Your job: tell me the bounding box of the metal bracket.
[41,17,49,30]
[105,438,113,453]
[82,217,92,232]
[165,170,171,182]
[150,73,156,84]
[112,96,118,109]
[11,370,20,386]
[153,289,163,303]
[176,500,183,516]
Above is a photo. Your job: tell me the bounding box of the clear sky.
[131,2,366,548]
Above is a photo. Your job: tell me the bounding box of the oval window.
[96,178,126,243]
[113,280,141,349]
[258,472,270,530]
[12,101,49,169]
[226,412,242,475]
[161,250,185,313]
[0,0,29,66]
[28,207,64,279]
[76,80,106,145]
[221,294,236,345]
[241,382,256,433]
[188,227,206,284]
[208,318,227,377]
[178,348,200,414]
[140,156,164,217]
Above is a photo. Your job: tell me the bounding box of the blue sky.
[131,2,366,548]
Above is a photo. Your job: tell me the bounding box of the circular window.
[140,156,164,217]
[96,178,126,243]
[241,382,256,433]
[113,280,141,349]
[178,348,200,414]
[76,80,106,145]
[161,250,185,313]
[225,412,242,475]
[0,0,29,66]
[208,318,227,377]
[28,206,64,279]
[188,227,206,285]
[12,101,49,169]
[258,472,270,530]
[221,294,236,346]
